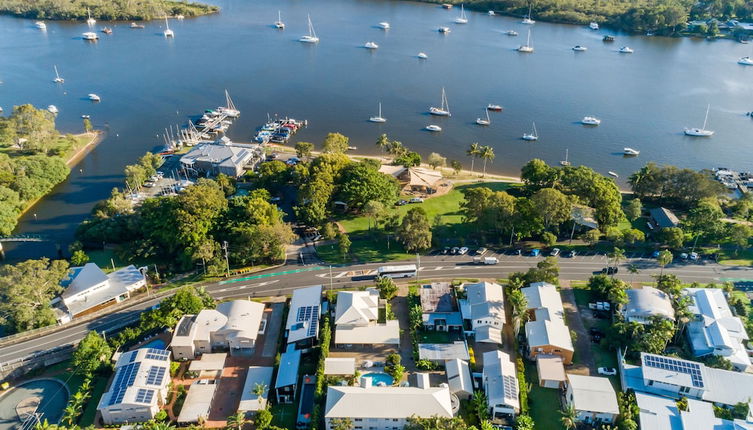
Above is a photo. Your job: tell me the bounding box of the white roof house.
[482,350,520,419]
[60,263,145,319]
[522,282,565,319]
[171,310,226,360]
[684,288,751,371]
[521,282,574,364]
[213,300,265,351]
[623,287,675,323]
[324,357,356,376]
[98,348,171,425]
[286,285,322,346]
[324,384,453,429]
[445,359,473,400]
[460,282,505,344]
[418,341,470,362]
[238,366,274,413]
[635,392,753,430]
[564,374,619,424]
[177,381,217,423]
[334,289,399,345]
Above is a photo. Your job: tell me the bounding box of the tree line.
[0,0,218,21]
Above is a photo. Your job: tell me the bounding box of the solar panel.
[307,306,320,337]
[146,366,167,386]
[135,388,154,404]
[502,375,519,400]
[127,351,137,363]
[144,348,169,361]
[643,354,704,388]
[108,362,141,405]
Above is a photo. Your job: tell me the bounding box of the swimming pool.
[362,372,394,386]
[0,379,69,430]
[141,338,166,350]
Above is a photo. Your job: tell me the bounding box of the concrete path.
[560,283,595,375]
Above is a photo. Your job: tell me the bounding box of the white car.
[458,247,469,255]
[598,367,617,376]
[689,252,699,261]
[409,197,424,203]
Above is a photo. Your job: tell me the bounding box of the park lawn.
[315,236,414,264]
[525,362,563,429]
[717,248,753,267]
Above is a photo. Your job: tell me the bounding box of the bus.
[376,264,417,279]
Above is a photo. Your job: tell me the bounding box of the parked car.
[513,249,522,256]
[409,197,424,204]
[598,367,617,376]
[476,247,488,256]
[680,252,689,260]
[565,250,577,258]
[451,247,460,255]
[441,247,450,255]
[652,250,661,258]
[601,266,619,275]
[529,249,540,257]
[550,248,560,257]
[689,252,700,261]
[395,200,408,206]
[458,247,469,255]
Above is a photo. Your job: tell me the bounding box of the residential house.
[459,282,505,344]
[564,374,619,425]
[324,378,453,430]
[97,348,171,425]
[684,288,751,371]
[238,366,274,413]
[650,207,680,229]
[176,381,217,424]
[275,345,302,404]
[445,359,473,400]
[286,285,323,349]
[623,287,675,324]
[521,282,574,364]
[536,355,566,389]
[57,263,145,322]
[418,341,470,364]
[420,282,463,332]
[324,357,356,376]
[334,289,400,345]
[482,350,520,424]
[635,392,753,430]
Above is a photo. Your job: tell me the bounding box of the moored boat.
[623,147,640,156]
[425,124,442,132]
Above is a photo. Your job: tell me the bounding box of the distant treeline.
[0,0,219,21]
[417,0,753,35]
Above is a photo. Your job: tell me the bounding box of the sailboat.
[300,15,319,43]
[429,87,451,116]
[369,103,387,123]
[560,149,570,166]
[53,65,64,83]
[684,104,714,136]
[518,29,533,53]
[163,16,174,37]
[455,4,468,24]
[476,109,490,126]
[86,8,96,26]
[275,11,285,29]
[218,89,240,117]
[522,122,538,141]
[522,4,535,24]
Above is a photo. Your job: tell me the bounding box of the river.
[1,0,752,260]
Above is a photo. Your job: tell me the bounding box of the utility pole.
[416,253,421,282]
[222,241,230,277]
[329,265,333,293]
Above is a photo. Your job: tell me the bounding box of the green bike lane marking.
[219,266,327,284]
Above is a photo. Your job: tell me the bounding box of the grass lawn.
[79,376,109,426]
[270,404,297,429]
[524,362,563,429]
[717,248,753,267]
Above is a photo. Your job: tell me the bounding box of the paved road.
[2,251,752,365]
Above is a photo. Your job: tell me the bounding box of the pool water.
[0,379,69,430]
[362,372,394,386]
[141,338,166,350]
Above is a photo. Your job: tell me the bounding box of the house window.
[355,419,363,422]
[680,386,690,393]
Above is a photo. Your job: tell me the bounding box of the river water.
[1,0,752,260]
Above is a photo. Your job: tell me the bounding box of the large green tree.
[337,162,399,211]
[0,258,70,332]
[398,207,432,252]
[72,331,112,375]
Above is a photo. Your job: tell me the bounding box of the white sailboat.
[581,116,601,125]
[684,104,714,137]
[47,105,59,114]
[522,122,538,141]
[476,109,490,126]
[86,8,96,26]
[88,93,101,101]
[364,41,379,49]
[163,16,174,37]
[300,15,319,43]
[429,87,451,116]
[738,56,753,65]
[82,32,98,40]
[560,149,570,166]
[417,52,428,59]
[378,22,390,29]
[35,21,47,30]
[518,29,533,53]
[218,89,240,117]
[275,10,285,29]
[425,124,442,132]
[53,65,64,83]
[522,4,535,24]
[369,103,387,123]
[455,4,468,24]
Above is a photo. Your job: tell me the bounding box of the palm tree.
[608,247,625,277]
[375,133,389,154]
[466,143,481,176]
[62,405,79,427]
[225,411,247,430]
[480,146,495,177]
[559,404,578,430]
[627,263,639,284]
[508,288,529,337]
[657,249,673,275]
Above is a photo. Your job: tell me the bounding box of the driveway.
[560,282,594,375]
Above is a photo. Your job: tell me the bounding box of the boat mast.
[225,89,236,111]
[533,122,538,137]
[526,29,531,47]
[378,102,382,118]
[308,15,316,38]
[702,104,710,130]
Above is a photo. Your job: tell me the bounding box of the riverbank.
[0,0,219,21]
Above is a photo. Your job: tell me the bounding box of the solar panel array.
[502,375,519,400]
[644,355,705,388]
[127,351,138,363]
[135,388,155,404]
[296,305,320,338]
[146,366,167,386]
[108,362,141,405]
[144,348,170,361]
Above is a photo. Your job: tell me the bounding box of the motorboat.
[82,32,98,40]
[608,171,619,178]
[130,22,145,29]
[86,8,96,26]
[364,41,379,49]
[522,122,538,141]
[487,104,503,111]
[476,109,491,126]
[441,3,453,9]
[300,14,319,43]
[738,56,753,65]
[572,45,587,51]
[379,22,390,29]
[518,29,533,53]
[522,4,535,24]
[81,114,90,119]
[53,65,64,83]
[176,14,185,20]
[369,103,387,123]
[275,10,285,29]
[488,11,495,16]
[163,16,174,37]
[425,124,442,132]
[88,93,101,101]
[35,21,47,30]
[47,105,59,114]
[418,52,428,59]
[505,30,518,36]
[455,4,468,24]
[439,26,451,33]
[560,149,571,166]
[589,22,599,30]
[619,46,634,53]
[603,35,615,42]
[429,87,451,116]
[684,104,714,136]
[623,147,640,156]
[101,27,112,34]
[581,116,601,125]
